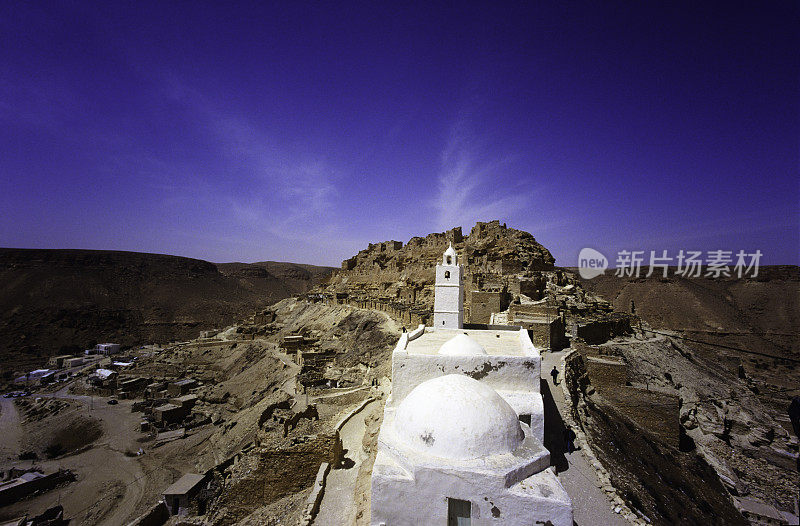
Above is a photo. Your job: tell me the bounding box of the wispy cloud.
[159,77,345,244]
[225,160,339,240]
[433,119,532,231]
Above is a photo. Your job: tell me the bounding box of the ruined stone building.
[370,247,572,526]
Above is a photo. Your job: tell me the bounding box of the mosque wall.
[371,454,572,526]
[390,353,541,404]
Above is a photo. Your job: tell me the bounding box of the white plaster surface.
[438,333,487,356]
[443,243,458,264]
[370,254,572,526]
[372,373,570,525]
[433,246,463,330]
[404,328,533,357]
[388,328,544,443]
[372,417,572,525]
[394,375,523,460]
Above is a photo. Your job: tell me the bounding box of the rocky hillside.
[567,267,800,524]
[0,248,334,375]
[575,266,800,410]
[321,220,556,315]
[317,222,799,524]
[575,265,799,346]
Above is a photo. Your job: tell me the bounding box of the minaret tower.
[433,243,464,329]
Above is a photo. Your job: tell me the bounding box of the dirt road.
[314,400,377,526]
[0,397,23,461]
[0,388,149,526]
[542,350,630,526]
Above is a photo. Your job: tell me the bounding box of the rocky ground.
[2,225,796,525]
[572,265,800,522]
[320,220,556,315]
[0,248,334,377]
[0,297,398,525]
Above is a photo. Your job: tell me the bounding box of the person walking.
[550,365,559,385]
[563,427,576,453]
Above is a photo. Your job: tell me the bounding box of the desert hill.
[321,220,557,321]
[573,265,799,349]
[573,265,800,389]
[1,226,798,524]
[0,248,334,375]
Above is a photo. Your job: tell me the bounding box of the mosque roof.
[438,333,487,356]
[394,374,524,460]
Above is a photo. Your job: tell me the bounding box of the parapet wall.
[567,347,679,447]
[338,298,431,327]
[603,387,680,448]
[584,356,628,390]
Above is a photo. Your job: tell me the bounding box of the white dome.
[394,375,523,460]
[438,334,487,356]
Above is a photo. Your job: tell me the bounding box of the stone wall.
[0,469,75,506]
[584,356,628,390]
[214,433,341,523]
[604,387,680,448]
[573,313,633,345]
[569,348,679,447]
[562,351,741,524]
[126,501,169,526]
[468,291,510,324]
[521,318,565,350]
[343,298,430,327]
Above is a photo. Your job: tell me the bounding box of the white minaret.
[433,243,464,330]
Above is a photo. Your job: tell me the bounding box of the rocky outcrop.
[565,330,799,524]
[320,221,563,323]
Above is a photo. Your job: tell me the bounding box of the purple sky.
[1,2,798,267]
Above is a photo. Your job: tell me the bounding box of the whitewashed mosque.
[370,245,573,526]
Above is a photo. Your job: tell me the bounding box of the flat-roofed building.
[167,378,198,397]
[95,343,121,355]
[153,403,187,425]
[162,473,206,516]
[170,394,198,410]
[48,355,74,368]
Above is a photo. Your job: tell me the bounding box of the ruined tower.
[433,243,463,329]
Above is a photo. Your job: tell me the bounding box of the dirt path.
[0,390,149,526]
[0,397,23,460]
[542,350,630,526]
[46,389,148,525]
[314,399,377,526]
[312,386,369,401]
[94,454,146,526]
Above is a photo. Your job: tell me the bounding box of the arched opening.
[444,270,450,279]
[446,256,452,265]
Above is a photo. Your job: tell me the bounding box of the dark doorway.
[447,497,471,526]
